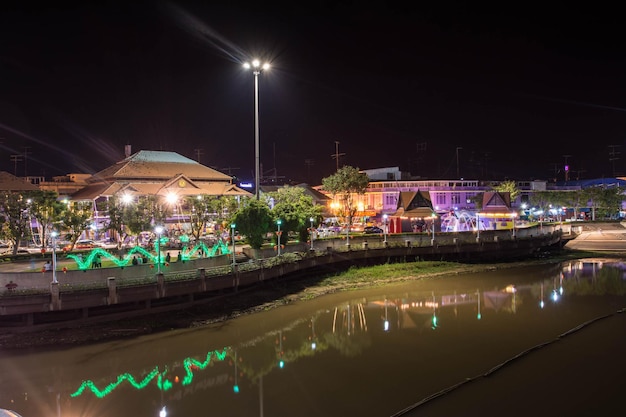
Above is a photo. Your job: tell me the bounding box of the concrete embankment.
[0,224,571,330]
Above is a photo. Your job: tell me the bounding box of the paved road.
[564,228,626,252]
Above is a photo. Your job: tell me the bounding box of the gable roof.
[88,150,232,183]
[70,150,253,200]
[0,171,39,192]
[479,191,514,215]
[391,190,436,218]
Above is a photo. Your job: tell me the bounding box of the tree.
[583,186,625,220]
[321,166,369,230]
[231,198,272,249]
[268,186,323,243]
[59,201,93,251]
[583,186,606,221]
[561,189,586,221]
[122,197,156,242]
[0,191,34,255]
[186,195,239,241]
[601,186,625,219]
[529,191,552,221]
[186,195,213,241]
[492,180,520,201]
[29,190,64,248]
[100,196,128,249]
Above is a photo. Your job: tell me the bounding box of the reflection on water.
[1,258,625,417]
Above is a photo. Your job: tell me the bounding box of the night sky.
[1,1,624,185]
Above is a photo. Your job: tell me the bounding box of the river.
[1,257,625,417]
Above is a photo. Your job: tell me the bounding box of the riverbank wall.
[0,224,570,331]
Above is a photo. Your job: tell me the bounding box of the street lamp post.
[382,214,388,245]
[276,219,282,256]
[430,214,437,246]
[243,59,270,200]
[51,231,58,284]
[309,217,315,251]
[230,223,236,267]
[154,225,164,274]
[512,213,517,238]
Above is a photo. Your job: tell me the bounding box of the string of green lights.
[65,241,231,270]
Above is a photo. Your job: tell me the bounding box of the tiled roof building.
[71,150,251,201]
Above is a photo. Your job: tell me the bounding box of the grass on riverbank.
[317,261,465,287]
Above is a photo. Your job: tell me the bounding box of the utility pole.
[548,162,559,182]
[23,146,32,177]
[562,154,572,182]
[304,159,315,182]
[331,141,345,171]
[572,168,586,180]
[193,148,203,163]
[10,154,23,176]
[608,145,620,177]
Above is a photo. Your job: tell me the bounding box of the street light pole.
[276,219,282,256]
[243,59,270,200]
[382,214,388,245]
[51,231,58,284]
[230,223,236,267]
[309,217,315,251]
[430,214,437,246]
[154,225,164,274]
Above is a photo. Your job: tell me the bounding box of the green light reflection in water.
[70,348,229,398]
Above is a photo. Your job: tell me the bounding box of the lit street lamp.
[243,59,270,200]
[309,217,315,251]
[51,231,58,284]
[276,219,282,256]
[154,225,164,274]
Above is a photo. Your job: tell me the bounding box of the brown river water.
[1,257,625,417]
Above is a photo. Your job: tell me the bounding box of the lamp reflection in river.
[310,318,317,350]
[552,275,560,302]
[540,282,545,309]
[476,289,482,320]
[233,350,240,393]
[431,291,438,329]
[383,298,390,332]
[277,330,285,369]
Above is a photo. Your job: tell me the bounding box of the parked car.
[64,239,100,251]
[364,226,384,234]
